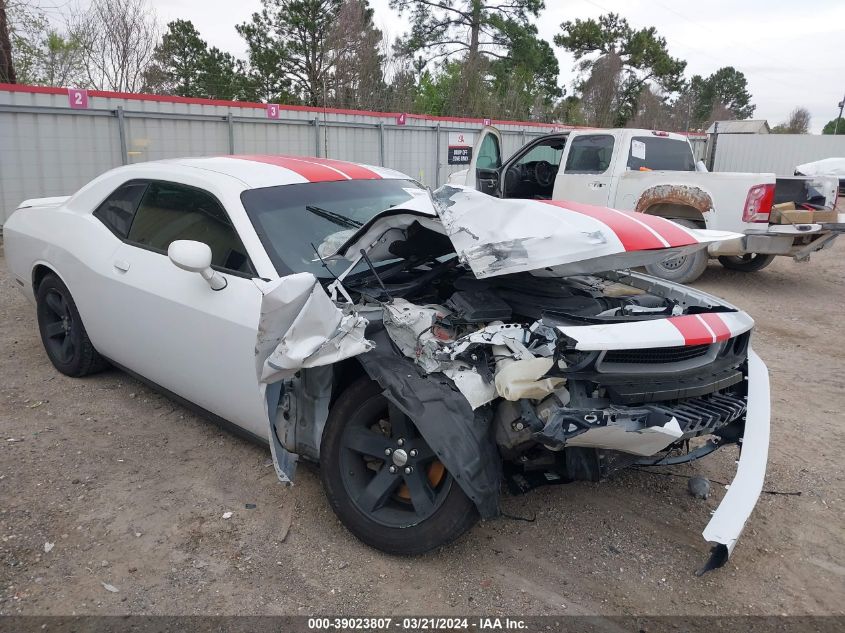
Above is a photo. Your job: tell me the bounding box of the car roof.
[156,155,412,189]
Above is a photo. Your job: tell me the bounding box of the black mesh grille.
[645,390,747,436]
[603,344,710,365]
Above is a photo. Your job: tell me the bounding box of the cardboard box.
[812,208,838,223]
[769,205,814,224]
[770,202,837,224]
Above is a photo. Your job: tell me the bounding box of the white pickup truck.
[448,127,843,282]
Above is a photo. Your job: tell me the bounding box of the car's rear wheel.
[36,273,109,377]
[320,377,478,555]
[644,219,710,283]
[717,254,776,272]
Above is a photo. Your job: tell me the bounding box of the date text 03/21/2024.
[307,617,528,630]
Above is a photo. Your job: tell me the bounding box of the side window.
[564,134,615,174]
[93,181,148,238]
[626,137,696,171]
[476,133,501,170]
[514,140,565,168]
[127,182,254,275]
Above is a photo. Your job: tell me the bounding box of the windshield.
[627,136,695,171]
[241,179,429,278]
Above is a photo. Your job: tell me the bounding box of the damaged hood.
[332,186,740,278]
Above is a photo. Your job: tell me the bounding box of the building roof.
[706,120,770,134]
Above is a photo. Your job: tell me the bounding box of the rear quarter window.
[92,181,148,238]
[627,137,695,171]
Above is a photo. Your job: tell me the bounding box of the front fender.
[357,328,501,518]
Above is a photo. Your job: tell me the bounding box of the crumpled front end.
[261,185,769,570]
[351,263,769,571]
[253,273,373,483]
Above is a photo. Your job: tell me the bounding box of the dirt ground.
[1,239,843,617]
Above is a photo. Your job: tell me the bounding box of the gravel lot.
[1,238,843,617]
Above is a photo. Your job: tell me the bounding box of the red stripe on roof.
[305,157,381,180]
[667,315,715,346]
[698,313,732,341]
[231,155,349,182]
[628,212,698,247]
[540,200,665,251]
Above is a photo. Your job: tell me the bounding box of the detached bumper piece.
[698,348,770,575]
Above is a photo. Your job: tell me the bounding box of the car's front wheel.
[320,377,478,555]
[36,273,109,377]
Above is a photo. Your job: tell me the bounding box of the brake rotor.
[397,460,446,500]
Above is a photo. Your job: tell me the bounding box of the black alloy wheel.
[320,377,478,554]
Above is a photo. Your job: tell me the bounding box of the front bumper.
[699,346,770,574]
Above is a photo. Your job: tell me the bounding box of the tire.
[36,273,109,377]
[717,254,776,272]
[644,218,709,283]
[320,377,479,555]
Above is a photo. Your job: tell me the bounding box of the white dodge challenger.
[3,155,770,573]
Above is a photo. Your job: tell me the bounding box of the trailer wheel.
[717,254,776,272]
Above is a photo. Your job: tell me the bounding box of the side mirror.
[696,160,708,173]
[476,168,500,196]
[168,240,227,291]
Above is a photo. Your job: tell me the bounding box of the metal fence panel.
[237,120,314,156]
[712,134,845,175]
[0,109,122,220]
[124,116,229,163]
[0,86,582,225]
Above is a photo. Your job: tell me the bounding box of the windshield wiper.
[305,205,363,230]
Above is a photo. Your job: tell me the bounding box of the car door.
[464,126,504,195]
[554,133,616,206]
[99,180,269,438]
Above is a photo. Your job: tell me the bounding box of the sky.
[142,0,845,133]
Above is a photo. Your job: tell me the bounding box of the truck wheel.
[717,254,776,272]
[36,273,109,377]
[320,377,478,555]
[644,219,709,283]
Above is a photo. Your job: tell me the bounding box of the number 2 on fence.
[68,89,89,109]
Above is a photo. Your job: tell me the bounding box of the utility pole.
[835,92,845,135]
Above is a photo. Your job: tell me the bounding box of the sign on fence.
[447,132,474,165]
[266,104,280,119]
[67,89,88,109]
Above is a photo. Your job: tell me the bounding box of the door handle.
[113,259,130,272]
[589,181,605,188]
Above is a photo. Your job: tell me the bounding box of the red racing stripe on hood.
[540,200,666,251]
[698,313,732,341]
[667,314,717,345]
[626,211,698,247]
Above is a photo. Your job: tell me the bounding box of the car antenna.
[359,248,391,301]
